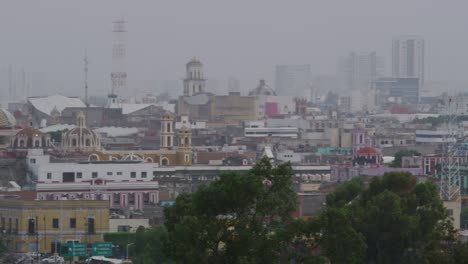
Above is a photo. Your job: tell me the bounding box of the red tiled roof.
[357,147,380,155]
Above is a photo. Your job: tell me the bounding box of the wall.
[109,218,150,233]
[0,199,109,254]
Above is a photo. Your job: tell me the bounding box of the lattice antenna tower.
[108,18,127,107]
[439,95,461,201]
[84,49,89,107]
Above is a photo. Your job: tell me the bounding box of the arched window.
[19,140,25,148]
[161,158,169,166]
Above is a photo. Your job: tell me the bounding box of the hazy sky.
[0,0,467,98]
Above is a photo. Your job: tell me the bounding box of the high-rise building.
[338,51,384,91]
[275,65,311,97]
[392,35,424,88]
[374,77,419,105]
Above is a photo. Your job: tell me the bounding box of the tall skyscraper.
[338,51,384,91]
[275,65,311,97]
[392,35,424,88]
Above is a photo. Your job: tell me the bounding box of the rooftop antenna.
[84,49,89,107]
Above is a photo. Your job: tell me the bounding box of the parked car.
[41,255,64,264]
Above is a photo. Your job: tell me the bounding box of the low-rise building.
[0,197,109,254]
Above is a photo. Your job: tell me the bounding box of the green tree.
[391,149,421,167]
[164,157,297,264]
[318,172,453,263]
[131,226,171,264]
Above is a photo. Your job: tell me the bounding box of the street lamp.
[126,243,134,260]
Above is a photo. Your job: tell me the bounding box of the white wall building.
[244,121,299,139]
[415,130,456,144]
[175,116,206,130]
[27,149,160,210]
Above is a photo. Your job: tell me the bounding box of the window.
[117,172,122,176]
[447,209,454,216]
[86,139,90,146]
[113,193,120,205]
[69,218,76,228]
[62,172,75,183]
[130,172,136,178]
[34,140,40,148]
[143,193,150,204]
[92,172,98,178]
[185,154,190,163]
[107,172,113,176]
[1,217,5,231]
[28,218,35,234]
[87,218,95,234]
[30,159,36,164]
[52,218,59,229]
[72,139,77,146]
[141,172,147,178]
[117,225,130,232]
[76,172,82,179]
[47,173,52,179]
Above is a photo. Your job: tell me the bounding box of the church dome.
[187,57,202,66]
[0,109,16,128]
[249,79,276,96]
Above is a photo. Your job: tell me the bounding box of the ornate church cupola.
[61,111,101,153]
[183,57,206,96]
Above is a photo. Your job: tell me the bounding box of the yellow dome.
[0,109,16,128]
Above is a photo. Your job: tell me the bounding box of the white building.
[275,65,311,97]
[392,35,424,88]
[175,116,206,130]
[415,130,456,144]
[244,121,298,139]
[27,149,160,210]
[183,57,206,97]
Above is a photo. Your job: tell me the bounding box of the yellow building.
[88,112,192,166]
[0,197,109,254]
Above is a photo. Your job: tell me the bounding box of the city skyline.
[0,1,467,100]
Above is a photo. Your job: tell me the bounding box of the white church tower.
[183,57,206,96]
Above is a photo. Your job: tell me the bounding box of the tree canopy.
[124,160,467,264]
[163,157,297,263]
[319,172,458,264]
[391,149,421,167]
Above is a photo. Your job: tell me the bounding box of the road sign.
[62,242,87,257]
[92,242,113,256]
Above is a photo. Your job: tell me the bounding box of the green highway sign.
[92,242,113,256]
[62,242,87,257]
